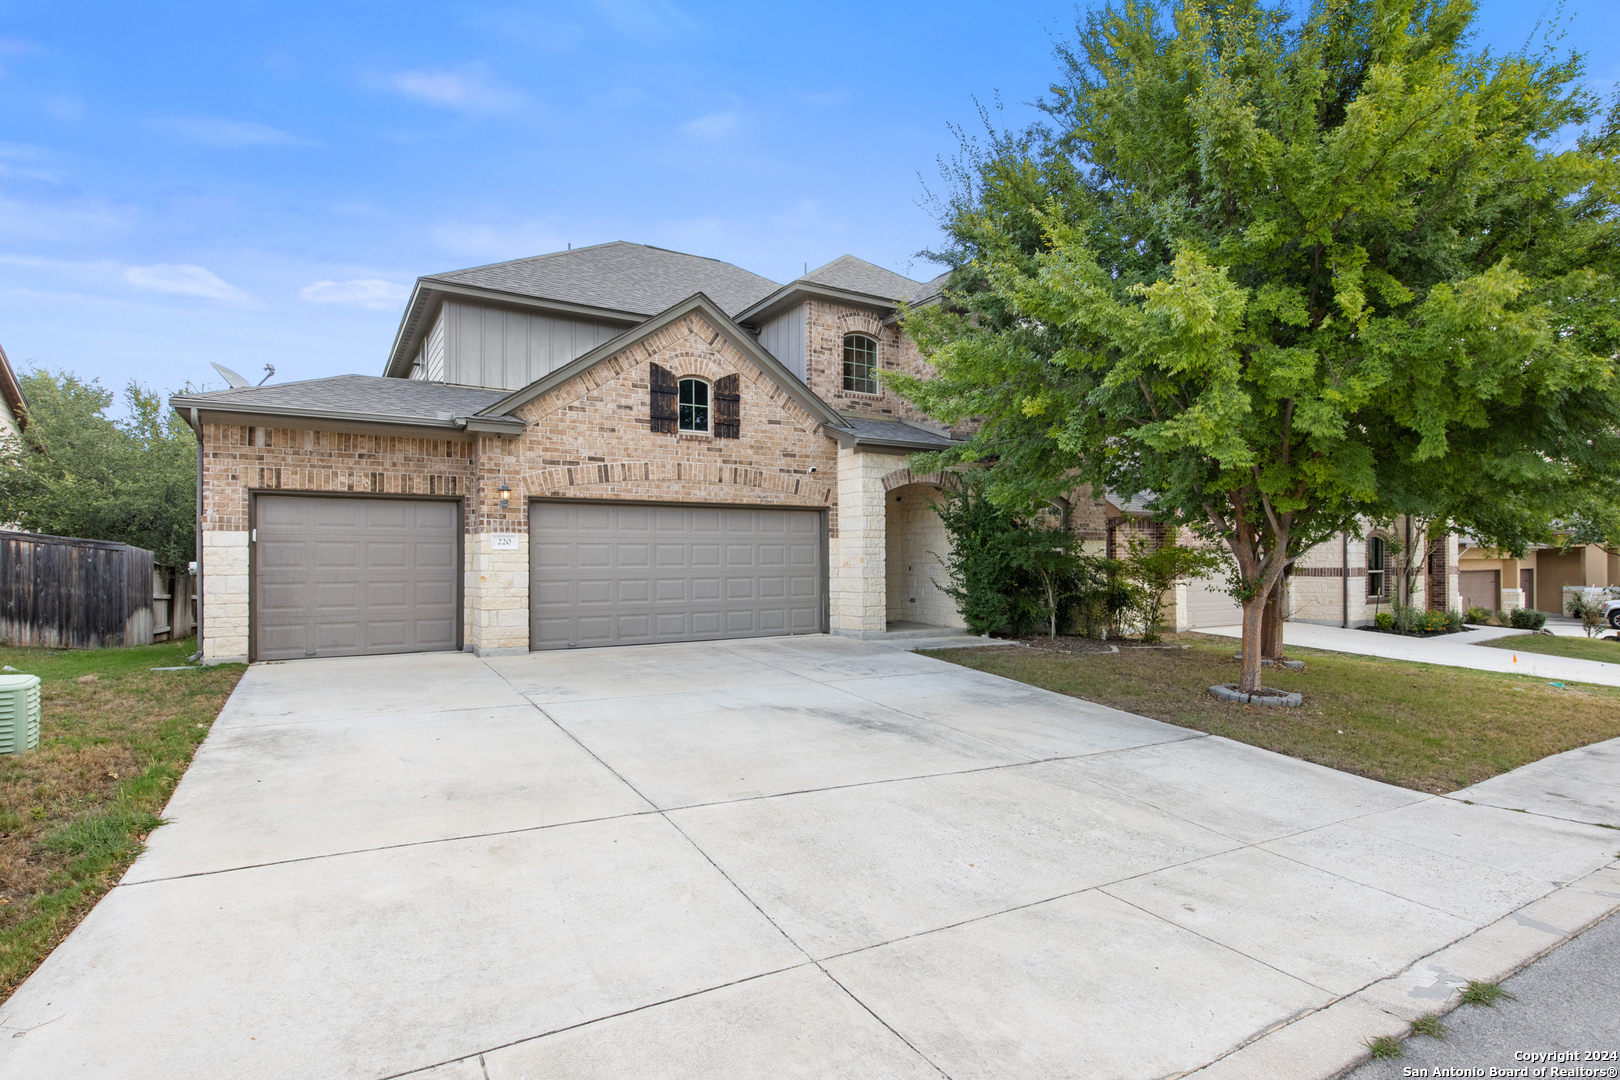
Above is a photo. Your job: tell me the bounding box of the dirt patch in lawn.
[925,635,1620,795]
[0,642,242,1002]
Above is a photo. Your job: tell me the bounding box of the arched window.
[679,378,709,432]
[843,333,878,394]
[1367,535,1387,598]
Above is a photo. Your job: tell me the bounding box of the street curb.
[1181,859,1620,1080]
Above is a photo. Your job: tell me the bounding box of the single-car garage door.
[1458,569,1501,613]
[253,496,460,661]
[1184,574,1243,629]
[530,501,823,650]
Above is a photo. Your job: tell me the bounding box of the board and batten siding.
[441,299,625,390]
[757,303,805,380]
[406,308,449,381]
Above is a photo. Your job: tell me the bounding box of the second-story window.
[843,333,878,394]
[679,378,709,432]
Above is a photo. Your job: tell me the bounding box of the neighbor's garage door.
[530,501,823,650]
[1184,574,1243,629]
[253,496,460,661]
[1458,569,1501,613]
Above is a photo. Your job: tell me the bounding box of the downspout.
[188,407,204,662]
[1341,531,1348,627]
[1404,516,1412,606]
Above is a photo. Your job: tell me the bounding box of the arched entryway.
[883,481,964,633]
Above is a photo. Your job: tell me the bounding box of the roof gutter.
[168,397,526,438]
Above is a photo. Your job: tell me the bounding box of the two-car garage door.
[253,496,460,661]
[530,502,824,650]
[250,495,825,659]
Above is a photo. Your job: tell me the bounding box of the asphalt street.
[1350,911,1620,1078]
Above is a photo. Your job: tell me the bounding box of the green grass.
[1475,633,1620,664]
[923,635,1620,793]
[1459,980,1514,1007]
[0,640,242,1002]
[1410,1014,1445,1039]
[1364,1035,1403,1059]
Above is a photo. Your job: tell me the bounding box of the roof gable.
[480,292,842,429]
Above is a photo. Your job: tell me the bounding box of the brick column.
[831,447,907,637]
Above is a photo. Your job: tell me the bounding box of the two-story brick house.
[172,242,1045,663]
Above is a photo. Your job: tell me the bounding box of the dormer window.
[843,333,878,394]
[679,378,709,432]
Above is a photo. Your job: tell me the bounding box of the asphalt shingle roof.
[426,241,783,317]
[833,415,957,448]
[173,375,507,420]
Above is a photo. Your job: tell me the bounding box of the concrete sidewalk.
[1199,621,1620,687]
[1,637,1617,1080]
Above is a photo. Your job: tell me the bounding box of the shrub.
[1508,607,1547,630]
[1374,611,1395,632]
[1444,610,1464,632]
[1567,595,1605,637]
[933,475,1127,637]
[1465,606,1494,625]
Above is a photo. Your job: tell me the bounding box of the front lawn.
[924,635,1620,794]
[0,641,243,1002]
[1474,633,1620,665]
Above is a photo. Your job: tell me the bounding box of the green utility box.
[0,673,41,754]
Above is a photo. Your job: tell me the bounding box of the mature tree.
[893,0,1620,693]
[0,370,197,565]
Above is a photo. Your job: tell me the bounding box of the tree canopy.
[891,0,1620,691]
[0,370,197,566]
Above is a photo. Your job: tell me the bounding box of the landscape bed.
[0,642,243,1002]
[925,634,1620,794]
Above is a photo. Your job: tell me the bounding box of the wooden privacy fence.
[0,530,159,649]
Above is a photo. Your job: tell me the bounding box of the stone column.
[464,532,529,657]
[830,447,907,637]
[464,443,530,657]
[201,530,250,664]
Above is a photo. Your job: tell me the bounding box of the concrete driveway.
[2,636,1617,1080]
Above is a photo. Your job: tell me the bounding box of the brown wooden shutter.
[649,363,677,433]
[714,374,740,439]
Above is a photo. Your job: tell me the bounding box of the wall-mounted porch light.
[498,482,511,509]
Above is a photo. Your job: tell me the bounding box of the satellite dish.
[211,363,251,389]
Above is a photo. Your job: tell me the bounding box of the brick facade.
[507,311,840,525]
[195,310,849,661]
[803,300,940,425]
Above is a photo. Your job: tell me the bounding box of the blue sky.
[0,0,1613,399]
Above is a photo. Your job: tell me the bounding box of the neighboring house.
[172,243,1021,663]
[1456,539,1620,616]
[0,341,25,446]
[1102,493,1463,631]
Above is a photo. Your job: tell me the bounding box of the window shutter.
[714,374,740,439]
[649,363,677,434]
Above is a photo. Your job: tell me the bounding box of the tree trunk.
[1238,591,1267,693]
[1261,578,1285,661]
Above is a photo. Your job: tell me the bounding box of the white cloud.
[376,67,523,112]
[148,117,313,148]
[125,264,249,302]
[298,278,408,310]
[679,111,738,140]
[43,96,83,122]
[593,0,695,41]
